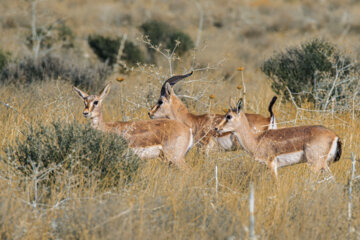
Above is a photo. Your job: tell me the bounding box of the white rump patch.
[269,116,277,129]
[133,145,162,159]
[186,128,194,153]
[326,137,339,163]
[275,151,305,168]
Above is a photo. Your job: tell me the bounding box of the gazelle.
[215,99,342,178]
[148,72,277,151]
[73,84,194,168]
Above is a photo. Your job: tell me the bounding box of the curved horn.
[160,71,193,96]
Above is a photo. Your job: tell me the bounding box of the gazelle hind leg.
[304,143,329,173]
[316,166,336,183]
[305,143,336,182]
[319,138,338,182]
[268,159,278,179]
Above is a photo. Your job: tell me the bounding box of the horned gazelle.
[148,72,277,151]
[215,99,342,178]
[73,84,193,168]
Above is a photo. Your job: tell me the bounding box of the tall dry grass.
[0,75,358,239]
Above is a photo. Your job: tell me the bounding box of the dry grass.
[1,0,360,239]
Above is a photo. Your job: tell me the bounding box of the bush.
[88,34,145,66]
[139,20,194,56]
[0,48,10,71]
[2,121,140,187]
[25,21,75,50]
[0,55,111,91]
[261,39,359,108]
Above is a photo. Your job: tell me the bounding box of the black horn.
[160,71,193,96]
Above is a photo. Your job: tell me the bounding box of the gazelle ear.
[229,97,236,111]
[164,82,173,99]
[73,86,88,99]
[236,98,243,114]
[99,83,111,100]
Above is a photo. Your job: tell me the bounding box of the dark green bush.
[0,55,111,91]
[2,121,140,186]
[88,34,145,66]
[139,20,194,56]
[261,39,358,106]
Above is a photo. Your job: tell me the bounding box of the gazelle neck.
[171,96,196,128]
[233,112,259,154]
[90,111,106,131]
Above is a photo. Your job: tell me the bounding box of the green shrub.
[0,55,111,91]
[123,41,145,66]
[2,121,140,187]
[261,39,358,107]
[88,34,145,66]
[139,20,194,56]
[0,48,10,71]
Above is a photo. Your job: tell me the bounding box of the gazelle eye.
[93,101,99,106]
[226,115,232,120]
[158,100,163,105]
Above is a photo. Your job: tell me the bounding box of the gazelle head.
[215,98,246,134]
[148,72,193,119]
[73,84,111,119]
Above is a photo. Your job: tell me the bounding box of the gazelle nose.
[215,127,218,131]
[83,112,89,117]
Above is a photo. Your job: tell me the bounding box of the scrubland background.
[1,0,360,239]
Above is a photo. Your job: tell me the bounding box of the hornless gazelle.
[148,72,277,151]
[215,99,342,178]
[73,84,194,168]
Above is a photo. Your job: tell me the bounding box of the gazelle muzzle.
[214,118,227,133]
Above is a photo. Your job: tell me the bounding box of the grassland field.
[1,0,360,239]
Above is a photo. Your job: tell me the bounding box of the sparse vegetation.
[88,34,145,66]
[0,55,111,90]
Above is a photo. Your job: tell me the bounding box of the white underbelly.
[132,145,162,159]
[275,151,304,168]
